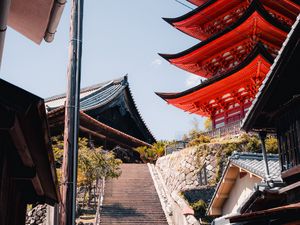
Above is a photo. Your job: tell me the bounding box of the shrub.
[190,199,207,219]
[265,136,278,154]
[135,141,167,163]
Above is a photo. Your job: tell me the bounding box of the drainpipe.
[259,131,271,181]
[44,0,67,42]
[0,0,11,69]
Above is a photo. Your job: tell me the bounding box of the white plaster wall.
[222,173,261,215]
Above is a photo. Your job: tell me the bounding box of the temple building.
[157,0,300,133]
[0,79,60,225]
[227,14,300,224]
[45,76,155,161]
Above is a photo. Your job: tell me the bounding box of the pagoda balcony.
[202,120,243,138]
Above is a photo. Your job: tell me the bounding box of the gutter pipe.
[0,0,11,69]
[44,0,67,42]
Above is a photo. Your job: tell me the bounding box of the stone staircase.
[100,164,168,225]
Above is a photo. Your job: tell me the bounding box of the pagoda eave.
[164,0,298,41]
[157,45,273,117]
[159,1,289,78]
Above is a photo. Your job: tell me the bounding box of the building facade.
[157,0,299,132]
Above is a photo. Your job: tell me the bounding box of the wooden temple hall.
[156,0,300,133]
[0,79,60,225]
[45,75,155,162]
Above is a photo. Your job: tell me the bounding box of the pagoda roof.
[242,14,300,133]
[46,75,156,144]
[159,0,289,78]
[164,0,299,40]
[164,0,244,40]
[156,43,273,116]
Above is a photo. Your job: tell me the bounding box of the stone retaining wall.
[156,146,220,192]
[26,204,47,225]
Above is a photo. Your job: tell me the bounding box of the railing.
[95,178,105,225]
[165,141,189,155]
[202,120,242,138]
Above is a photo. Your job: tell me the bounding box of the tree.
[51,136,122,207]
[204,118,212,131]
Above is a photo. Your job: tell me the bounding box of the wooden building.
[207,152,281,223]
[157,0,300,131]
[227,14,300,225]
[46,76,155,161]
[0,79,60,225]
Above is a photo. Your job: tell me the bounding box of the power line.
[174,0,194,10]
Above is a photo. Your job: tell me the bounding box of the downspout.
[259,131,271,181]
[0,0,11,69]
[44,0,66,42]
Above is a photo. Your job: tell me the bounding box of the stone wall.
[156,146,220,192]
[26,204,47,225]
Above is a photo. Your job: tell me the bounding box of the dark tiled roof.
[230,152,281,181]
[80,79,126,111]
[241,14,300,132]
[45,75,156,144]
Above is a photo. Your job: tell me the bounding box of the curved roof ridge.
[45,75,127,102]
[125,81,157,143]
[230,151,279,161]
[159,0,289,61]
[156,42,273,100]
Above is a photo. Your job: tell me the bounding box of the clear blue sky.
[1,0,205,140]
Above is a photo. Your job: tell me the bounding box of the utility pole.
[60,0,84,224]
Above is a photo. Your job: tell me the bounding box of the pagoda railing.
[203,120,243,138]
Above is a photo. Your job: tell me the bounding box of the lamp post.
[60,0,84,224]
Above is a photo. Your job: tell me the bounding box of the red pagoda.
[157,0,300,131]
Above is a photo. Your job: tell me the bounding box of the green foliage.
[204,118,212,131]
[190,199,207,219]
[265,136,278,154]
[239,133,261,152]
[135,141,167,163]
[51,135,64,164]
[188,133,211,147]
[223,142,240,156]
[51,136,122,187]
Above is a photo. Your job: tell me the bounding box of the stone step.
[100,164,168,225]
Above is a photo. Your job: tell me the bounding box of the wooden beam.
[216,193,229,199]
[278,181,300,194]
[209,207,221,216]
[222,178,235,184]
[9,117,34,167]
[281,165,300,179]
[80,112,152,147]
[79,126,133,150]
[32,176,45,196]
